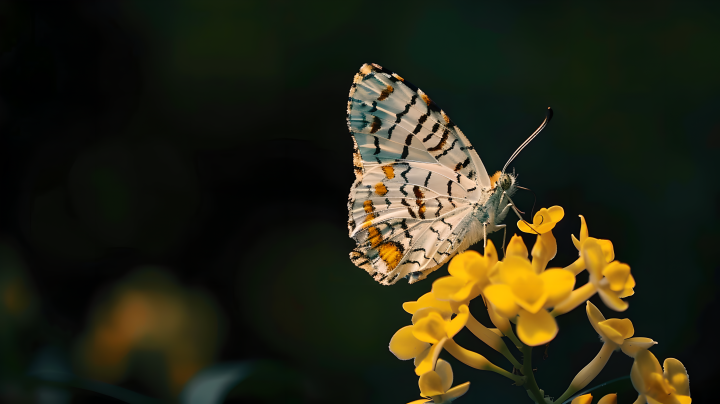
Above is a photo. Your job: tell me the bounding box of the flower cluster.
[389,207,691,404]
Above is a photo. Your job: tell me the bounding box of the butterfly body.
[346,63,517,285]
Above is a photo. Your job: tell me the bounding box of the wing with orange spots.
[347,63,495,285]
[347,63,491,198]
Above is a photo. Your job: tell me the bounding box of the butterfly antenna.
[516,186,537,219]
[502,107,553,174]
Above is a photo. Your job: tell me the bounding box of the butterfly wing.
[347,63,491,285]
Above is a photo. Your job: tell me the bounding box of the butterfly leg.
[504,191,540,235]
[483,222,488,251]
[499,201,513,220]
[497,224,507,257]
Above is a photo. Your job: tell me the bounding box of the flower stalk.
[521,344,546,404]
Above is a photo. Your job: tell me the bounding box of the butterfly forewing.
[347,63,492,285]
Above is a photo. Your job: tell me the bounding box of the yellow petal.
[414,338,447,375]
[448,250,482,281]
[631,350,663,394]
[413,306,451,325]
[547,205,564,223]
[509,272,547,314]
[598,318,633,345]
[406,400,430,404]
[620,274,636,298]
[484,284,519,318]
[483,240,499,268]
[652,372,673,395]
[413,312,448,343]
[488,261,503,284]
[582,238,606,280]
[506,234,529,258]
[578,215,588,243]
[597,239,615,262]
[570,393,593,404]
[487,303,512,335]
[571,233,582,251]
[530,208,556,234]
[532,231,558,271]
[540,268,576,308]
[419,370,445,397]
[435,359,453,393]
[675,396,692,404]
[390,326,431,360]
[586,301,607,335]
[516,308,558,346]
[602,318,634,339]
[603,262,631,292]
[432,277,466,301]
[403,301,420,314]
[598,286,629,312]
[445,305,469,338]
[621,337,657,358]
[404,292,454,316]
[517,219,539,234]
[596,393,617,404]
[414,345,432,367]
[498,255,534,284]
[438,382,470,402]
[663,358,690,396]
[452,282,480,303]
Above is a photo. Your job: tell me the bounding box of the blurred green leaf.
[179,361,255,404]
[180,360,304,404]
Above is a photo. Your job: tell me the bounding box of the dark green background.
[1,1,717,403]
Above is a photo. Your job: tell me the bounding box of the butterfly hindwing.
[347,63,492,285]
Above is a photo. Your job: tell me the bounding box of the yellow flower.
[483,252,575,346]
[586,301,656,357]
[389,301,469,375]
[393,292,522,383]
[584,239,635,311]
[432,243,498,305]
[407,359,470,404]
[558,302,658,402]
[517,206,564,235]
[553,238,635,316]
[631,350,691,404]
[403,292,455,315]
[517,206,564,273]
[566,215,616,275]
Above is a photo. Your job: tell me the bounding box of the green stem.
[521,344,546,404]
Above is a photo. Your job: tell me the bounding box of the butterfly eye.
[499,174,512,190]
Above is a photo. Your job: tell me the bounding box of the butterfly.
[346,63,552,285]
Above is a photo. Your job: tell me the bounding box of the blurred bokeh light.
[75,268,224,398]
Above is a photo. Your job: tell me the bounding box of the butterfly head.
[489,171,516,191]
[498,173,514,191]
